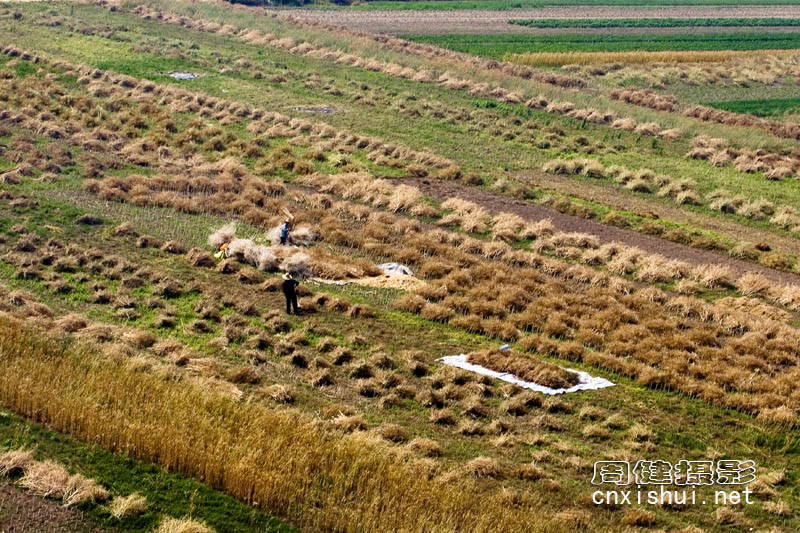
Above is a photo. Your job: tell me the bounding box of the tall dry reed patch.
[300,173,427,214]
[691,264,735,289]
[509,49,798,68]
[589,52,800,90]
[0,321,558,532]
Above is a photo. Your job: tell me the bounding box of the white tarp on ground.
[377,263,414,276]
[437,354,615,396]
[169,72,197,80]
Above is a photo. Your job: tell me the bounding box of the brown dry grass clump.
[155,517,215,533]
[187,248,215,268]
[406,437,442,457]
[464,457,502,479]
[262,384,296,404]
[0,449,33,477]
[107,493,148,519]
[686,104,800,141]
[16,458,109,507]
[467,348,578,389]
[620,508,655,527]
[609,88,676,112]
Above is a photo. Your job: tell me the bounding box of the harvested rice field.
[1,1,800,532]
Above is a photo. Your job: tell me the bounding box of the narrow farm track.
[515,169,800,258]
[282,6,800,34]
[405,177,800,286]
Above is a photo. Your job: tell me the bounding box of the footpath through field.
[405,177,800,286]
[282,6,800,34]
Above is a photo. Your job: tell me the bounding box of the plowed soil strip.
[515,170,800,258]
[0,483,103,533]
[282,6,800,34]
[405,177,800,286]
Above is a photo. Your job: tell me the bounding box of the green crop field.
[708,97,800,117]
[405,32,800,59]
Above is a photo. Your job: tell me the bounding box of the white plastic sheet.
[437,354,614,396]
[169,72,197,80]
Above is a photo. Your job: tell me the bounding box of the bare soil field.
[0,483,103,533]
[283,6,800,34]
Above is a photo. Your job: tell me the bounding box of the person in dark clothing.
[282,272,300,315]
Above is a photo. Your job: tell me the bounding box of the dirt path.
[515,169,800,257]
[0,482,103,533]
[282,6,800,35]
[405,177,800,286]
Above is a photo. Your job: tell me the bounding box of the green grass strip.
[404,32,800,58]
[707,97,800,117]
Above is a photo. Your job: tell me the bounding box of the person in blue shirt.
[279,219,291,245]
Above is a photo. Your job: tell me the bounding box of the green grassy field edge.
[403,32,800,58]
[707,97,800,118]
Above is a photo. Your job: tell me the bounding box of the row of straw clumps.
[542,155,800,234]
[118,4,679,142]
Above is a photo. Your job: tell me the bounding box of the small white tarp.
[169,72,197,80]
[438,354,615,396]
[377,263,414,276]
